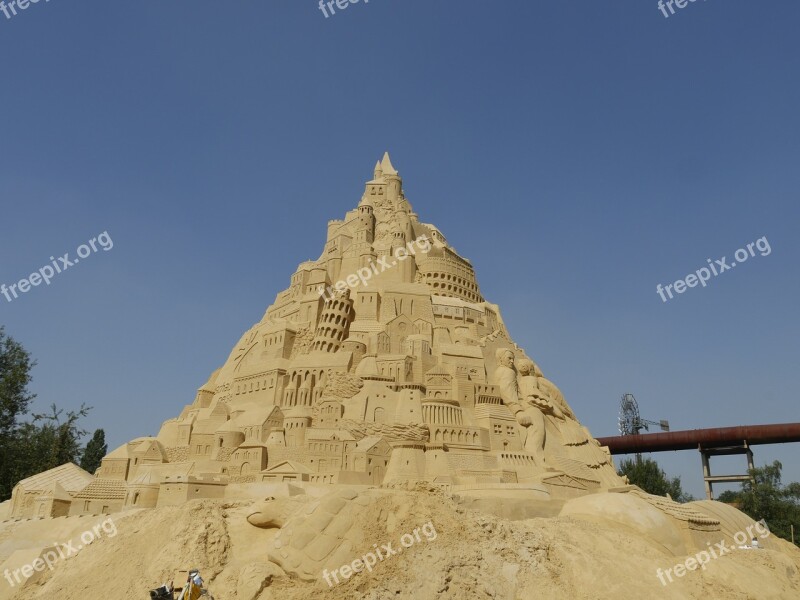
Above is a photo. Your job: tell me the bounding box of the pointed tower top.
[380,152,398,175]
[373,160,382,179]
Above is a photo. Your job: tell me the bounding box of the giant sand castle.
[13,151,621,512]
[2,155,799,599]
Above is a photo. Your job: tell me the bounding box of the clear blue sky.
[1,1,798,499]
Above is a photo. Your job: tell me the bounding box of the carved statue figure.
[494,349,548,467]
[517,359,564,420]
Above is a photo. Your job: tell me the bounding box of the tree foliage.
[16,404,91,476]
[618,456,694,502]
[80,429,107,475]
[0,327,102,501]
[0,326,37,500]
[718,461,800,547]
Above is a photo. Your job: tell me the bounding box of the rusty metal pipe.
[596,423,800,455]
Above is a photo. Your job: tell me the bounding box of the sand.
[1,488,798,600]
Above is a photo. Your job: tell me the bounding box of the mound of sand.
[1,488,798,599]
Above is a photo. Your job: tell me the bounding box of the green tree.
[0,327,37,501]
[16,404,91,477]
[618,456,694,502]
[716,489,740,504]
[80,429,107,474]
[0,327,99,501]
[718,461,800,547]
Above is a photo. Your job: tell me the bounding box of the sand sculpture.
[9,153,625,520]
[247,487,386,581]
[123,153,621,500]
[4,155,800,600]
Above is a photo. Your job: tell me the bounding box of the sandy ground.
[1,488,798,600]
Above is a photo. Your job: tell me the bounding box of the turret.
[284,407,312,447]
[380,152,403,204]
[355,196,375,243]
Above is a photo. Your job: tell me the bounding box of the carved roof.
[354,436,387,452]
[230,404,281,427]
[262,461,312,474]
[73,478,128,500]
[37,481,73,501]
[14,463,94,494]
[306,429,356,442]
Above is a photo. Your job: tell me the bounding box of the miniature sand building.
[9,463,93,519]
[156,475,227,507]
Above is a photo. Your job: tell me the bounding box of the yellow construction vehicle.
[149,569,214,600]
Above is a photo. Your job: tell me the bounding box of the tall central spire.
[380,151,397,175]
